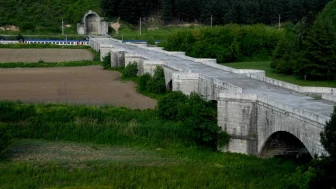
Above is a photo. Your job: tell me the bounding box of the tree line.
[272,0,336,80]
[0,0,100,32]
[160,24,282,63]
[101,0,332,25]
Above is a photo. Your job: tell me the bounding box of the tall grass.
[0,101,192,148]
[0,61,101,68]
[0,159,312,189]
[0,101,313,188]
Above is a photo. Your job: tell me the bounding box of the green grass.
[112,28,172,41]
[0,33,86,40]
[222,61,336,87]
[0,61,101,68]
[0,138,311,189]
[0,99,313,189]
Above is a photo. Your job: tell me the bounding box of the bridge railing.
[218,92,330,126]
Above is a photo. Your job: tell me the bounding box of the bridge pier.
[110,49,125,68]
[218,93,258,155]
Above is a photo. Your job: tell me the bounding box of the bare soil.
[0,48,93,63]
[0,66,156,109]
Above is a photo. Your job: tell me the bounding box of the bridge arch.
[83,11,101,35]
[259,131,312,159]
[167,80,173,91]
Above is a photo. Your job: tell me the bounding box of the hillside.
[0,0,101,33]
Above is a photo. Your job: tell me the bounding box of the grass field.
[112,28,171,42]
[0,101,313,189]
[0,138,312,189]
[222,61,336,88]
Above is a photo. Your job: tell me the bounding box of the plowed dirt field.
[0,66,157,109]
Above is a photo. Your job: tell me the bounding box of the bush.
[138,73,152,91]
[0,122,12,156]
[157,91,189,121]
[121,62,138,78]
[102,52,111,69]
[309,105,336,189]
[147,66,166,94]
[157,92,230,150]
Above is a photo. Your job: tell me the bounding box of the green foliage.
[161,25,282,63]
[309,105,336,189]
[157,91,189,121]
[121,62,138,78]
[223,61,336,88]
[146,66,166,94]
[0,101,192,147]
[0,100,312,188]
[271,23,299,74]
[0,122,12,156]
[0,0,101,33]
[101,0,330,26]
[138,73,152,91]
[102,52,111,69]
[0,61,100,69]
[321,106,336,157]
[0,141,311,189]
[157,91,229,150]
[295,19,336,80]
[272,0,336,81]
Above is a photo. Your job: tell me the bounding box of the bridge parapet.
[172,72,243,100]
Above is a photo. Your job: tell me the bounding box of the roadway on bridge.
[94,37,335,117]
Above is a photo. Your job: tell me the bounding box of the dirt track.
[0,48,93,62]
[0,66,157,109]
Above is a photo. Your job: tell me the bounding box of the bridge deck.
[93,38,334,117]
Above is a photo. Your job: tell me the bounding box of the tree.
[309,106,336,189]
[0,123,12,156]
[294,19,336,80]
[162,0,174,23]
[119,0,142,24]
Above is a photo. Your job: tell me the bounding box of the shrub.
[138,73,152,91]
[309,105,336,189]
[102,52,111,69]
[0,122,12,156]
[147,66,166,94]
[157,92,230,150]
[121,62,138,78]
[157,91,189,121]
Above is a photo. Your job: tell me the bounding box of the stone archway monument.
[77,10,108,35]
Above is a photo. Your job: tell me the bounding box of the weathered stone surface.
[77,10,108,35]
[110,49,125,68]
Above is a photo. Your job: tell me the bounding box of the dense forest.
[0,0,101,32]
[271,0,336,80]
[101,0,332,25]
[0,0,332,32]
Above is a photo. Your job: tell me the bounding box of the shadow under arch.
[167,80,172,91]
[259,131,312,161]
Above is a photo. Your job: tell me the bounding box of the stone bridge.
[90,36,335,158]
